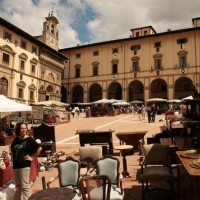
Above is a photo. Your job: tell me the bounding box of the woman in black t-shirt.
[11,122,42,200]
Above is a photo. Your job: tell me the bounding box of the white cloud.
[1,0,200,48]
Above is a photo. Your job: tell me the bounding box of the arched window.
[51,24,55,34]
[0,78,8,96]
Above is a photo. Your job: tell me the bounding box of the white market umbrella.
[167,99,181,103]
[129,100,143,104]
[31,100,69,107]
[181,95,193,101]
[93,98,115,104]
[146,98,168,102]
[112,101,130,106]
[0,95,32,112]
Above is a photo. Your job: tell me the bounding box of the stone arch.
[107,82,122,100]
[174,77,193,99]
[72,85,84,103]
[150,78,167,99]
[128,80,144,101]
[61,85,67,103]
[89,83,102,102]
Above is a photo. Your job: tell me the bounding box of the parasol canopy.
[112,101,130,106]
[167,99,181,103]
[129,100,143,104]
[0,95,32,112]
[93,98,116,104]
[31,100,69,107]
[146,98,168,102]
[181,95,193,101]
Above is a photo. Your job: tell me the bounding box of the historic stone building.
[60,18,200,104]
[0,12,67,104]
[1,13,200,105]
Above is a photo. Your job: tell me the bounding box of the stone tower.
[41,11,59,50]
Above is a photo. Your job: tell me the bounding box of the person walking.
[138,106,142,121]
[11,122,42,200]
[151,104,157,122]
[147,106,152,123]
[141,104,146,120]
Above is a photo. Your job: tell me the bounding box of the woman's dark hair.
[15,122,28,136]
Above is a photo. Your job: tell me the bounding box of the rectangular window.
[112,48,118,54]
[2,53,9,64]
[112,63,118,74]
[76,53,81,58]
[155,59,161,70]
[21,40,27,49]
[75,68,80,77]
[32,46,37,55]
[18,88,24,99]
[29,91,34,101]
[144,31,148,35]
[20,60,25,71]
[130,45,141,51]
[31,65,35,73]
[132,61,139,72]
[154,42,161,47]
[136,32,140,37]
[180,56,186,67]
[93,51,99,56]
[4,31,11,42]
[93,66,98,76]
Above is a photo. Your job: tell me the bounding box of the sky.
[1,0,200,49]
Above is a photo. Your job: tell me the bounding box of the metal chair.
[79,175,111,200]
[96,156,124,200]
[46,156,81,200]
[140,143,174,200]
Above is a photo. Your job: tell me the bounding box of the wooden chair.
[79,175,111,200]
[79,146,102,176]
[96,156,124,199]
[140,143,174,200]
[46,156,81,199]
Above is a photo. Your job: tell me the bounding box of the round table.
[28,187,77,200]
[114,145,133,178]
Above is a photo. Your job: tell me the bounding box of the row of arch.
[61,77,194,103]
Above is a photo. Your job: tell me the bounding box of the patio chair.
[46,156,81,200]
[79,146,102,176]
[96,156,124,200]
[140,143,174,200]
[79,175,111,200]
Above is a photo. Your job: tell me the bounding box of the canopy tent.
[167,99,181,103]
[112,101,130,106]
[93,98,116,104]
[146,98,168,102]
[129,100,143,104]
[31,100,69,107]
[181,95,193,101]
[0,95,32,113]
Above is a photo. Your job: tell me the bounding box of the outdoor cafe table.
[114,145,133,178]
[116,131,147,154]
[176,150,200,200]
[28,187,76,200]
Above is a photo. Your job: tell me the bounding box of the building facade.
[60,18,200,104]
[0,12,67,105]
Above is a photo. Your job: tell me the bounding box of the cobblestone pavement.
[1,113,180,200]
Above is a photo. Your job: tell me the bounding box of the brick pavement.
[1,112,175,199]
